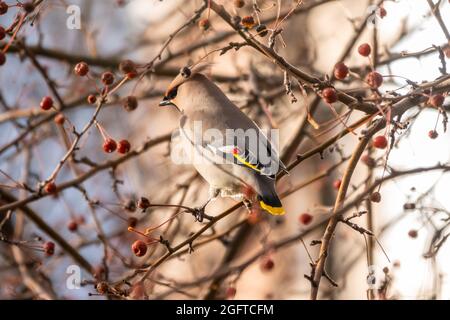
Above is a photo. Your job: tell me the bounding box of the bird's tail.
[258,192,285,216]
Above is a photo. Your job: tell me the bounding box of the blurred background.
[1,0,450,300]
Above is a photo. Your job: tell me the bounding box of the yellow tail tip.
[259,201,285,215]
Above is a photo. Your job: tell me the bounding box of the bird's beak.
[159,96,173,107]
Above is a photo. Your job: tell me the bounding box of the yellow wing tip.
[260,201,285,215]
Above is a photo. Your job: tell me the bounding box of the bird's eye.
[167,86,178,99]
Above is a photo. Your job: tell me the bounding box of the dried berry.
[74,62,89,76]
[428,94,444,107]
[87,94,97,104]
[137,197,151,210]
[428,130,438,139]
[226,286,237,299]
[366,71,383,88]
[408,229,418,239]
[128,217,138,228]
[370,192,381,203]
[234,0,245,8]
[22,2,35,13]
[198,19,210,31]
[43,241,55,256]
[44,181,57,194]
[334,62,349,80]
[403,203,415,210]
[67,220,78,232]
[322,87,338,104]
[260,257,275,272]
[256,24,268,37]
[358,43,371,57]
[123,95,138,111]
[241,15,255,29]
[119,60,136,74]
[101,72,115,85]
[0,1,8,15]
[0,26,6,41]
[132,240,147,257]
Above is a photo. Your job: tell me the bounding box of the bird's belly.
[180,135,242,190]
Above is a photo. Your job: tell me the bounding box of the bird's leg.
[192,188,219,222]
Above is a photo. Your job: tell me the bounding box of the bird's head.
[159,63,212,113]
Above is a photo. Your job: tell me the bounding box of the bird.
[159,64,287,215]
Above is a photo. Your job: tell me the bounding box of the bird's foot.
[191,200,214,223]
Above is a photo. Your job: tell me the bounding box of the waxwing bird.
[160,65,287,215]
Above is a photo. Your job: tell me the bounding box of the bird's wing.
[222,119,288,178]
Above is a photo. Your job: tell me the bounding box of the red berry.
[54,113,65,125]
[241,15,255,29]
[299,213,313,225]
[428,130,438,139]
[74,62,89,76]
[119,59,136,74]
[428,94,445,107]
[137,197,151,210]
[0,2,8,15]
[103,138,117,153]
[322,87,338,104]
[370,192,381,203]
[44,181,57,194]
[0,26,6,41]
[101,72,115,85]
[226,286,237,299]
[67,220,78,232]
[117,139,131,154]
[408,229,418,239]
[378,7,387,18]
[40,96,53,110]
[43,241,55,256]
[366,71,383,88]
[87,94,97,104]
[333,179,341,190]
[260,257,275,272]
[22,2,35,13]
[0,52,5,66]
[358,43,371,57]
[126,71,138,79]
[334,62,349,80]
[198,19,210,31]
[234,0,245,8]
[373,135,388,149]
[132,240,147,257]
[124,96,138,111]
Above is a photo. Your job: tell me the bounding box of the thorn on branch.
[159,235,174,253]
